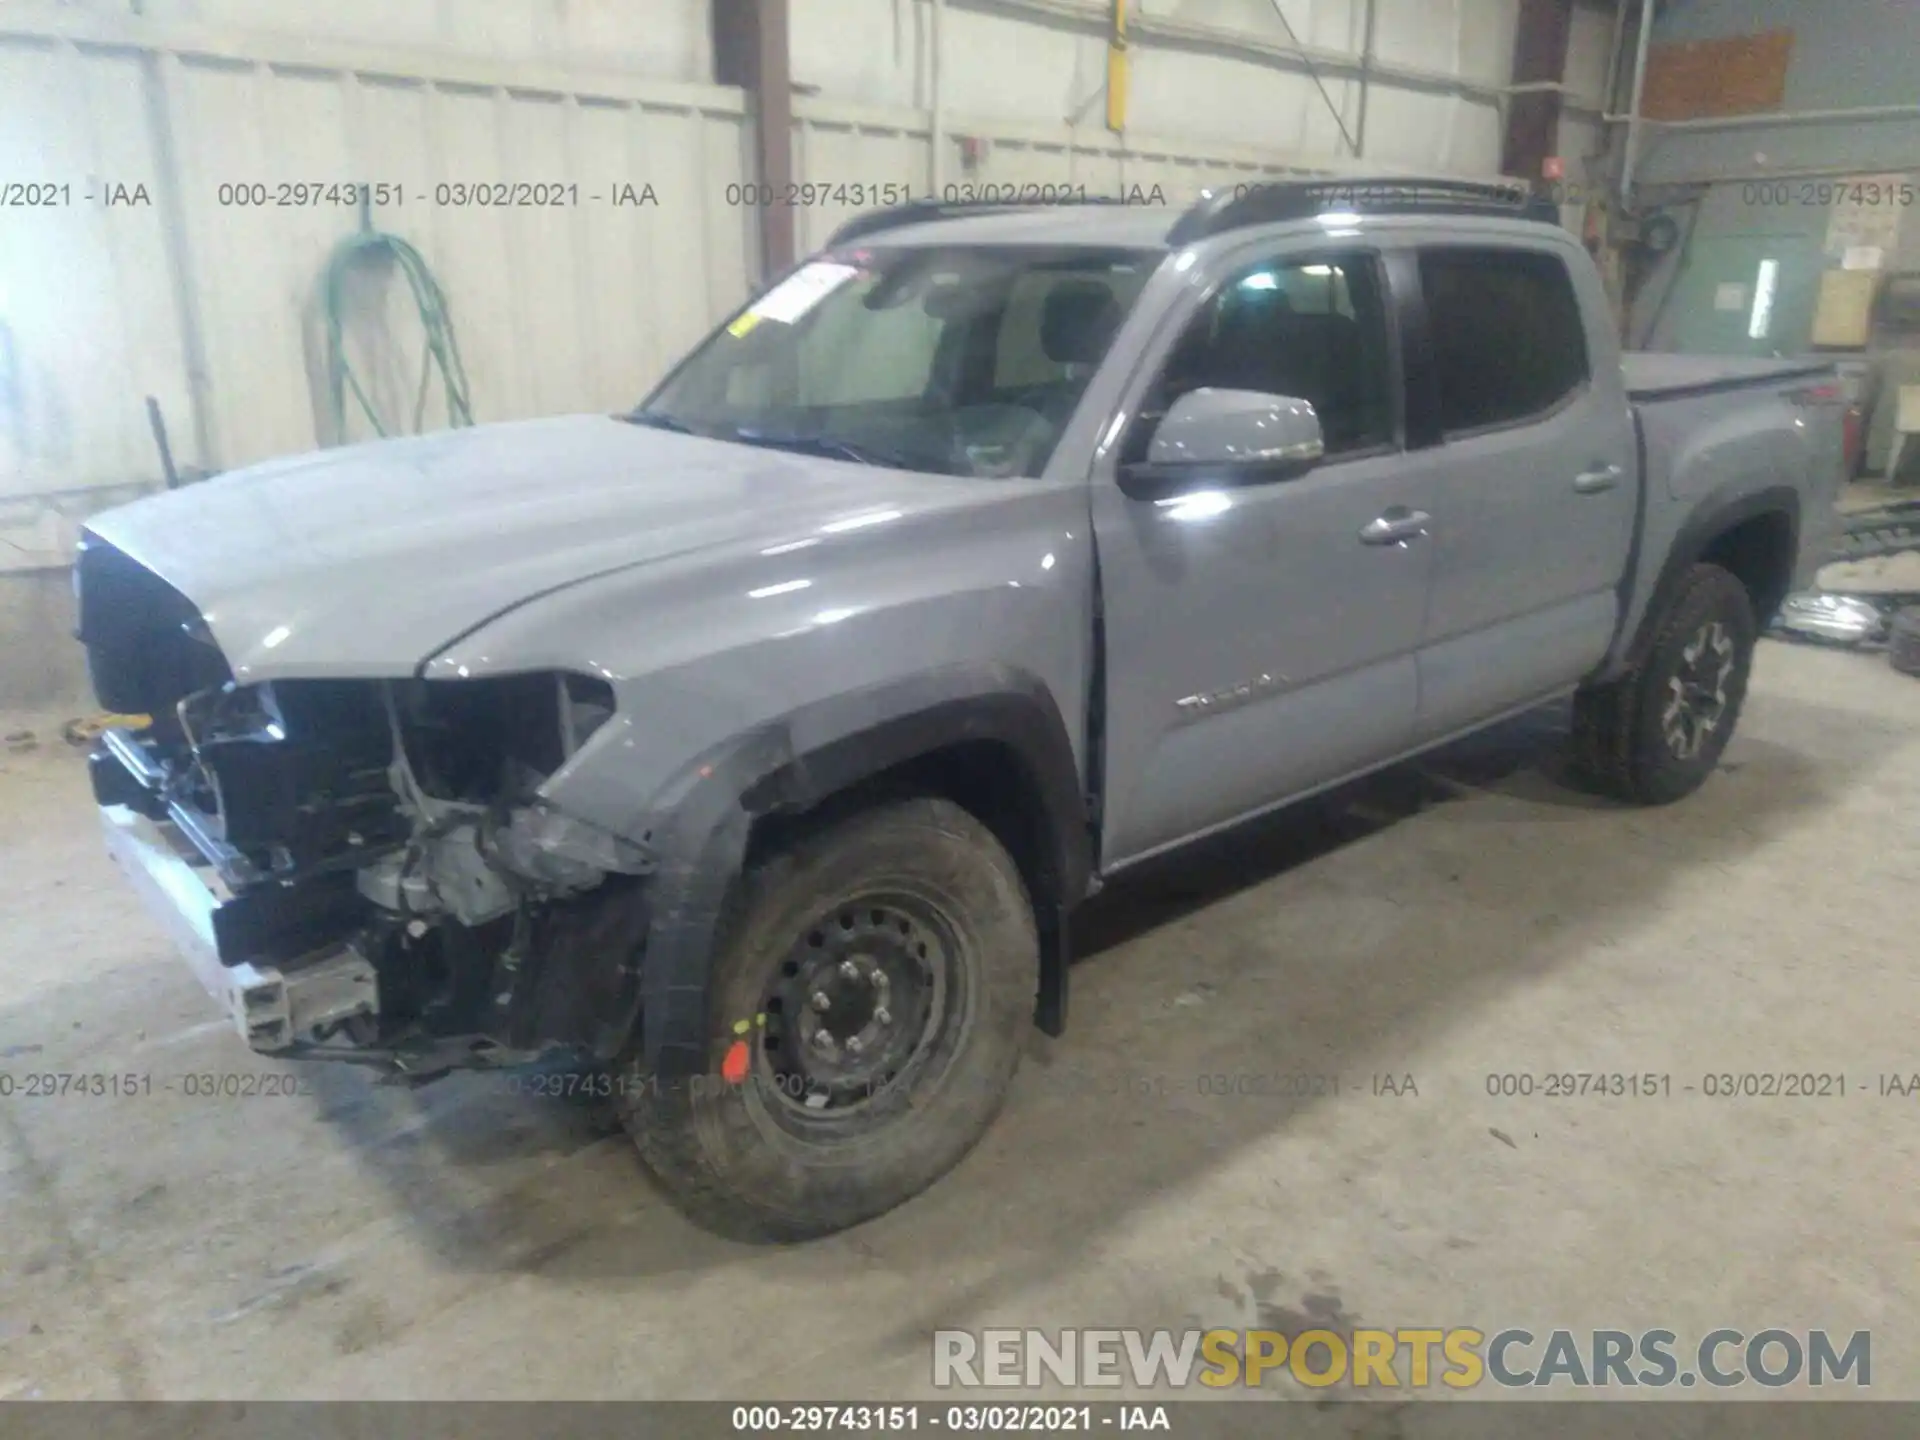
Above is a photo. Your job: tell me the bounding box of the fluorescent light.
[1300,264,1333,277]
[1240,272,1279,291]
[748,578,812,599]
[1748,259,1779,340]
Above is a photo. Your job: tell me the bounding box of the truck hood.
[85,414,950,682]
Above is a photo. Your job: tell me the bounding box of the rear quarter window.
[1419,247,1590,434]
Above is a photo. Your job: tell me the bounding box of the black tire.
[1570,562,1756,805]
[618,796,1038,1241]
[1892,607,1920,678]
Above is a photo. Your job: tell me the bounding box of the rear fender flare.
[1608,481,1800,677]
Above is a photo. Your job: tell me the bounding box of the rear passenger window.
[1419,249,1589,434]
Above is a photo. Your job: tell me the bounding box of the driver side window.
[1131,252,1395,461]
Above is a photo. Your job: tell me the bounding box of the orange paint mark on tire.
[721,1039,750,1085]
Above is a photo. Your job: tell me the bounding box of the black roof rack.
[820,176,1561,253]
[1166,176,1559,244]
[823,196,1133,250]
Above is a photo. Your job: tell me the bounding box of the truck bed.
[1622,351,1848,618]
[1623,352,1833,401]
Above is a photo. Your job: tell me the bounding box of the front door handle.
[1359,508,1431,546]
[1574,463,1623,494]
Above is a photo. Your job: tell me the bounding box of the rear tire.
[1570,562,1756,805]
[618,797,1038,1241]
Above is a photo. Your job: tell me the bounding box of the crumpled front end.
[78,534,657,1078]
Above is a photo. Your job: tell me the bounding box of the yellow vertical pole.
[1105,0,1129,133]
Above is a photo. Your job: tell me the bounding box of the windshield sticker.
[746,261,862,325]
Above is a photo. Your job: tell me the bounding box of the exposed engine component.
[355,804,653,927]
[78,535,652,1070]
[360,676,650,926]
[357,826,518,926]
[486,803,654,889]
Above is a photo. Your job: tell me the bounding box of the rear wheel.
[619,797,1038,1241]
[1571,562,1756,805]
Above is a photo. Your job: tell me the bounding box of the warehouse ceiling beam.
[1354,0,1377,157]
[712,0,795,277]
[1501,0,1574,182]
[1105,0,1128,134]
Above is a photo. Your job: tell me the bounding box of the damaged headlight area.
[367,670,649,927]
[358,802,652,926]
[89,658,655,1075]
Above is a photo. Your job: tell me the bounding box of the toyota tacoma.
[77,179,1846,1239]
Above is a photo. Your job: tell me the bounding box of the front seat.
[1040,281,1123,379]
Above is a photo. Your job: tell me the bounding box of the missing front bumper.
[100,804,378,1052]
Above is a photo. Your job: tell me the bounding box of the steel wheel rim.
[756,892,959,1119]
[1661,619,1736,760]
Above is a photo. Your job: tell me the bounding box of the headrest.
[1040,281,1123,365]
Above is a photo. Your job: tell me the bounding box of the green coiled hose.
[320,227,474,441]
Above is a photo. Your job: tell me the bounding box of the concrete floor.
[2,638,1918,1404]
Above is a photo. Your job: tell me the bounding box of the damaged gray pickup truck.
[79,179,1846,1239]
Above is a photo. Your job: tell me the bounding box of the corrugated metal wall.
[0,9,754,546]
[0,0,1523,705]
[794,0,1522,171]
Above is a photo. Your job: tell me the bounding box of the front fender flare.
[630,664,1089,1081]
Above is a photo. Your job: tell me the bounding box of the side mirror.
[1118,388,1325,501]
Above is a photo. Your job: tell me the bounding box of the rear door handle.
[1574,463,1623,494]
[1359,508,1431,546]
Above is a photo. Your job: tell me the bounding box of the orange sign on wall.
[1641,30,1794,122]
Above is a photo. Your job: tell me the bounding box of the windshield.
[635,244,1158,479]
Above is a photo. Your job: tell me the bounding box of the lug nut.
[874,1007,892,1026]
[845,1035,864,1055]
[813,1030,837,1052]
[839,960,861,981]
[811,990,831,1012]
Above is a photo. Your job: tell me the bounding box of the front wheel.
[619,797,1038,1240]
[1570,562,1757,805]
